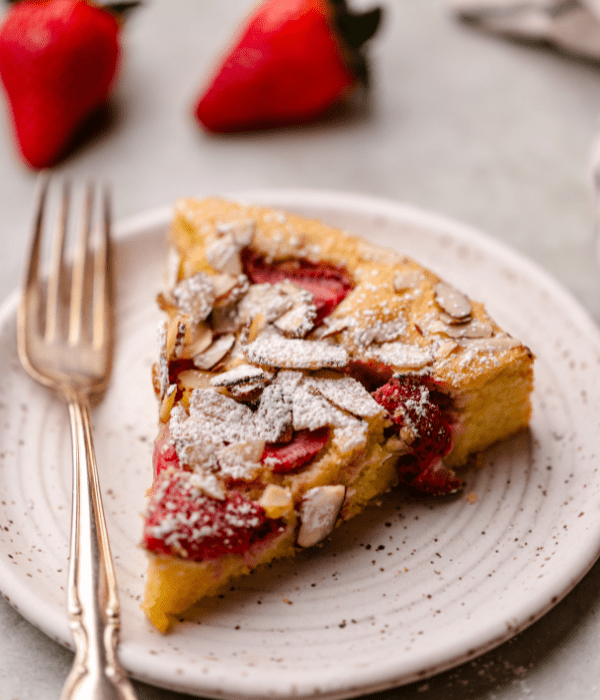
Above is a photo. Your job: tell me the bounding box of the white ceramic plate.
[1,189,600,700]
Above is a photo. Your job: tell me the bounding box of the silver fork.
[17,176,137,700]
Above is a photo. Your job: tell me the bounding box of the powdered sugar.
[244,336,349,369]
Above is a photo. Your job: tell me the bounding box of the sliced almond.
[205,234,243,275]
[297,485,346,548]
[181,322,213,359]
[193,334,236,370]
[166,315,187,361]
[210,364,265,387]
[258,485,293,519]
[177,369,214,391]
[244,336,349,370]
[173,272,215,323]
[211,273,239,300]
[159,384,177,423]
[434,281,472,319]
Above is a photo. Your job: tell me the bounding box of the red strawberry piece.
[152,424,181,480]
[261,427,329,474]
[144,470,285,561]
[194,0,382,133]
[373,375,460,495]
[411,458,462,496]
[242,249,353,325]
[0,0,121,168]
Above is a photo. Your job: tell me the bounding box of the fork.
[17,175,137,700]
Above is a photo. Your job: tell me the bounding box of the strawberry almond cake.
[141,197,534,632]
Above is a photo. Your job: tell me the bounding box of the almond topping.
[434,281,472,319]
[193,333,236,370]
[297,485,346,548]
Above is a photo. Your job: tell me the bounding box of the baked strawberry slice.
[262,427,329,474]
[194,0,382,133]
[0,0,125,168]
[373,375,460,495]
[144,470,285,561]
[242,249,353,325]
[152,424,181,479]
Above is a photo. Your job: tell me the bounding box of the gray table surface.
[2,1,600,698]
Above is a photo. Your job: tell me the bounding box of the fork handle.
[60,393,137,700]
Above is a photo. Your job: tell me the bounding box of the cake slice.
[141,197,534,632]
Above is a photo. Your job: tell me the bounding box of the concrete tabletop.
[1,1,600,698]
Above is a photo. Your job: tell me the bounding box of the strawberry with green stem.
[194,0,383,133]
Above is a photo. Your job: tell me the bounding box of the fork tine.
[92,185,111,350]
[18,173,50,359]
[68,183,93,346]
[45,181,70,343]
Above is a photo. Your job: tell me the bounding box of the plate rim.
[1,187,600,699]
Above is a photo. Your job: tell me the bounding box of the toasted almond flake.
[365,341,434,370]
[258,484,293,519]
[210,364,265,387]
[217,439,265,480]
[211,273,239,299]
[247,313,267,343]
[157,323,169,400]
[205,234,243,275]
[159,384,177,423]
[177,369,214,391]
[244,336,349,370]
[304,376,383,418]
[442,318,494,339]
[460,336,522,353]
[433,339,459,360]
[434,281,472,319]
[352,317,407,348]
[216,219,255,247]
[297,485,346,548]
[238,283,294,324]
[193,333,236,370]
[311,316,350,339]
[272,284,317,338]
[254,382,293,443]
[173,272,215,324]
[188,389,255,443]
[181,322,213,359]
[166,315,187,361]
[291,381,366,452]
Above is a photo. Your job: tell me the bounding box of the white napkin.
[448,0,600,61]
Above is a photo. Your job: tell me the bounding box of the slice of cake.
[141,197,534,632]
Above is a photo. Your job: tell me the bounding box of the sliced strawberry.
[144,470,285,561]
[411,458,462,496]
[241,249,353,325]
[152,424,181,480]
[262,427,329,474]
[373,375,459,495]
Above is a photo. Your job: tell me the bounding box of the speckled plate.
[1,189,599,700]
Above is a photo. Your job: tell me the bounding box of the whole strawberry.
[0,0,121,168]
[194,0,382,133]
